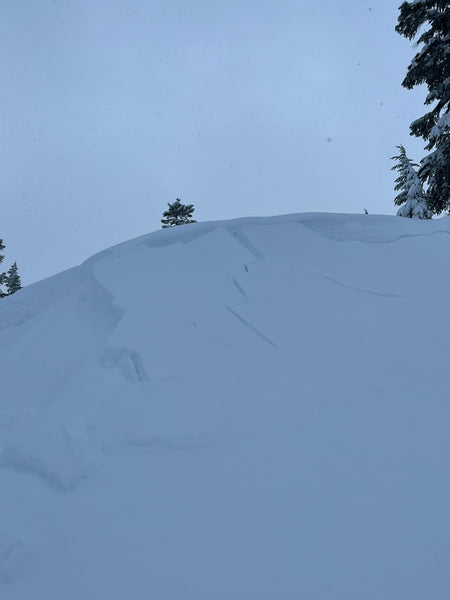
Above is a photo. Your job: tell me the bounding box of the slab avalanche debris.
[0,213,448,600]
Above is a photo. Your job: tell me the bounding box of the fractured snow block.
[0,416,88,491]
[99,347,149,382]
[0,532,27,584]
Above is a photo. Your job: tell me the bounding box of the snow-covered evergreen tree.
[391,145,432,219]
[396,1,450,214]
[161,198,196,228]
[5,262,22,295]
[0,239,7,298]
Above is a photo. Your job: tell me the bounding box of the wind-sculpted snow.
[0,213,449,599]
[1,415,88,491]
[0,532,27,585]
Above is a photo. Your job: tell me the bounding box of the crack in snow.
[320,274,405,299]
[225,227,266,259]
[232,277,248,299]
[226,306,278,348]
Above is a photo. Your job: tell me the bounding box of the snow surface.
[0,532,27,585]
[0,213,449,598]
[1,415,88,491]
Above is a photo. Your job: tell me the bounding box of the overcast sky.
[1,0,427,285]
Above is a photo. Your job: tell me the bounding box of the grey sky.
[2,0,427,284]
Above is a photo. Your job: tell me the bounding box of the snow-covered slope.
[1,213,449,599]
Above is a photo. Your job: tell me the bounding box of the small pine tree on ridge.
[0,239,22,298]
[0,239,6,298]
[161,198,196,228]
[5,262,22,295]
